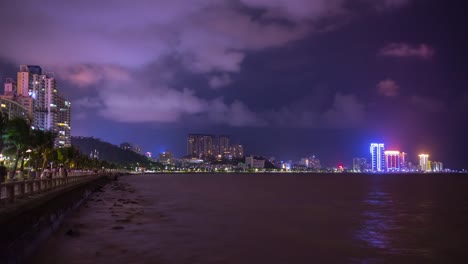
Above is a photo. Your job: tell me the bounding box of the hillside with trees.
[71,136,161,169]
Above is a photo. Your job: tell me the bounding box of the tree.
[2,118,31,175]
[56,146,80,169]
[29,129,57,171]
[0,112,9,152]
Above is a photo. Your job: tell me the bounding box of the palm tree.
[30,129,57,171]
[57,146,81,169]
[2,118,31,176]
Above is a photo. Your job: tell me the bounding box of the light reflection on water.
[356,191,398,251]
[355,188,436,262]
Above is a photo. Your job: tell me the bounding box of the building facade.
[4,65,72,148]
[432,161,443,172]
[353,158,367,172]
[419,154,429,172]
[187,134,215,159]
[230,144,244,159]
[384,150,401,172]
[370,143,385,172]
[245,156,265,169]
[219,135,230,157]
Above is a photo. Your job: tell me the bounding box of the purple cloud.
[58,64,131,87]
[0,0,411,127]
[377,79,400,97]
[209,74,232,89]
[379,43,435,59]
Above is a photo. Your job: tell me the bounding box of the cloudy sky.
[1,0,467,168]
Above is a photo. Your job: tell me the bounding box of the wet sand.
[27,177,167,264]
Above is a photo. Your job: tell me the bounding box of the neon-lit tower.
[370,143,385,172]
[384,151,400,172]
[419,154,429,172]
[400,152,407,171]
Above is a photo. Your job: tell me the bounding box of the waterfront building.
[230,144,244,159]
[353,158,367,172]
[370,143,385,172]
[3,65,71,147]
[187,134,215,159]
[432,161,444,172]
[299,158,310,168]
[158,150,175,164]
[384,150,401,172]
[419,154,429,172]
[245,156,265,169]
[219,135,230,157]
[309,156,321,170]
[400,152,408,171]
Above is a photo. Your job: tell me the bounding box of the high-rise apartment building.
[370,143,385,172]
[400,152,407,171]
[3,65,71,147]
[384,151,400,172]
[3,78,16,97]
[187,134,215,159]
[230,144,244,159]
[419,154,429,172]
[219,135,230,157]
[353,158,367,172]
[432,161,443,172]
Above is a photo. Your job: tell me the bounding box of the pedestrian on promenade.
[41,167,50,179]
[0,162,6,183]
[59,165,64,177]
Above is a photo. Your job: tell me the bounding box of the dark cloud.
[379,43,435,59]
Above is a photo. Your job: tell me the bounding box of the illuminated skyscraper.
[384,151,400,172]
[419,154,429,172]
[400,152,407,171]
[8,65,71,147]
[370,143,385,172]
[432,161,443,172]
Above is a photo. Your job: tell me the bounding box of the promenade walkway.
[0,171,113,208]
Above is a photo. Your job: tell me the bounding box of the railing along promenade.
[0,171,104,205]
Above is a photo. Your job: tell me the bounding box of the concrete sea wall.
[0,174,122,264]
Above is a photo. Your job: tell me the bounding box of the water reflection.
[355,191,399,252]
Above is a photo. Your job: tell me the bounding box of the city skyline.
[1,0,467,168]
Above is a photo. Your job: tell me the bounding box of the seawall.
[0,174,123,264]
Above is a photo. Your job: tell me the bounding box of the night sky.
[1,0,467,168]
